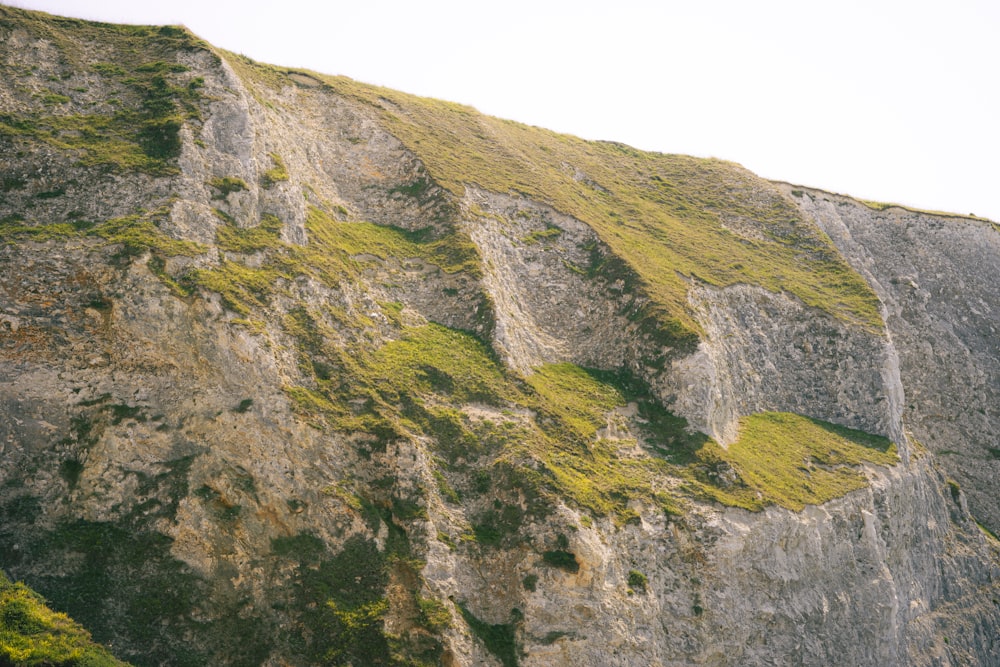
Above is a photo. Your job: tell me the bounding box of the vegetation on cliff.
[0,570,131,666]
[317,74,885,341]
[0,7,933,667]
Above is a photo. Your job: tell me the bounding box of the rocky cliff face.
[0,7,998,667]
[784,186,1000,537]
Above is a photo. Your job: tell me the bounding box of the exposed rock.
[0,7,997,666]
[665,282,906,450]
[785,187,1000,535]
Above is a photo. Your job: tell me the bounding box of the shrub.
[541,550,579,573]
[627,569,647,592]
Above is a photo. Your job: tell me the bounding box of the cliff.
[0,6,998,666]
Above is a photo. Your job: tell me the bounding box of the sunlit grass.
[313,74,883,344]
[0,570,131,666]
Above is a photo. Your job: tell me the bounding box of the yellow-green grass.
[285,320,897,519]
[261,153,289,187]
[523,365,896,514]
[693,412,898,511]
[186,205,480,315]
[859,198,992,221]
[302,207,479,276]
[0,211,205,258]
[216,212,283,253]
[526,363,624,440]
[303,72,882,342]
[0,570,131,666]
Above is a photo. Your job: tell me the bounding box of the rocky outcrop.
[785,187,1000,535]
[461,187,636,373]
[427,456,999,667]
[664,282,906,449]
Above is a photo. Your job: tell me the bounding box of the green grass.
[302,206,480,276]
[261,153,289,187]
[184,261,286,315]
[215,212,283,253]
[0,570,131,666]
[0,217,82,242]
[187,204,481,316]
[526,363,624,440]
[521,225,563,245]
[90,214,205,256]
[0,209,206,268]
[523,364,895,515]
[281,314,897,521]
[859,198,990,220]
[309,73,883,343]
[702,412,898,511]
[206,176,248,198]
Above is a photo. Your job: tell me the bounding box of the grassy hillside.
[314,74,884,342]
[0,571,130,666]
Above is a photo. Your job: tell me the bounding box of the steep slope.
[784,186,1000,535]
[0,569,132,666]
[0,6,998,666]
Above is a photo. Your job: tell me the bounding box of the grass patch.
[216,212,283,253]
[0,218,81,242]
[90,213,204,257]
[284,318,898,522]
[523,365,897,515]
[696,412,898,511]
[303,206,479,276]
[206,176,247,198]
[0,570,131,666]
[416,596,451,632]
[526,363,624,440]
[261,152,289,187]
[0,209,206,283]
[184,261,286,315]
[521,225,562,245]
[858,198,985,219]
[188,204,482,315]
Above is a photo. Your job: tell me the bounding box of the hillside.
[0,6,998,666]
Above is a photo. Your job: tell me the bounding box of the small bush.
[416,596,451,632]
[627,569,647,592]
[207,176,248,198]
[541,550,579,573]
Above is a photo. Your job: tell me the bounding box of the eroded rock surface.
[786,187,1000,535]
[0,8,998,666]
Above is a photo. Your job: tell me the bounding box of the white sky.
[7,0,1000,221]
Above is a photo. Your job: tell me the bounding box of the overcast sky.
[8,0,1000,221]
